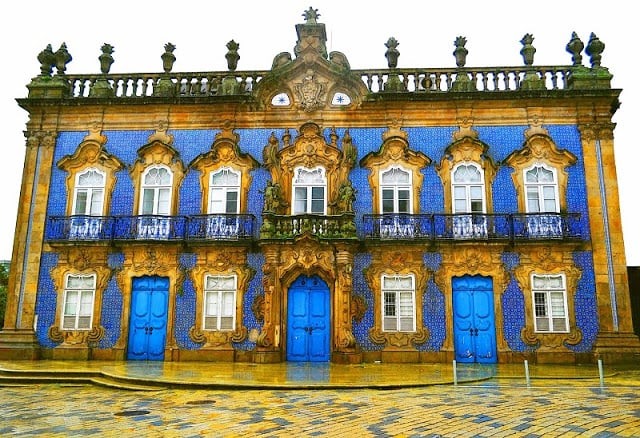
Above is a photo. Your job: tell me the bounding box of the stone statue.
[263,180,283,213]
[337,180,356,213]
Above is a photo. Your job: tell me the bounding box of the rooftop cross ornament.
[303,7,320,24]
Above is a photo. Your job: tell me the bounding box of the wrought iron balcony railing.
[46,214,256,242]
[363,213,585,242]
[260,213,357,240]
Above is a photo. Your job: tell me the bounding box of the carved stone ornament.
[360,124,431,214]
[365,247,430,350]
[351,294,367,323]
[514,246,583,351]
[252,294,265,323]
[294,69,327,112]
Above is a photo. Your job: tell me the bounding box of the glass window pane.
[74,190,88,215]
[157,188,171,215]
[226,191,238,213]
[64,291,78,315]
[294,187,307,214]
[90,189,103,215]
[142,189,155,214]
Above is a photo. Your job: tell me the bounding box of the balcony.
[45,214,256,243]
[363,213,584,242]
[260,213,357,240]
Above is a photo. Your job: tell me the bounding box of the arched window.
[72,169,105,216]
[209,168,240,214]
[380,166,412,214]
[292,166,326,215]
[524,164,559,213]
[452,163,485,214]
[140,166,173,215]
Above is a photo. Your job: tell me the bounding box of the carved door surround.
[434,245,510,358]
[189,126,259,213]
[57,129,124,216]
[262,121,357,216]
[256,236,358,362]
[364,247,430,351]
[116,245,181,356]
[514,246,583,353]
[360,124,431,214]
[436,125,498,214]
[187,248,254,349]
[505,123,577,212]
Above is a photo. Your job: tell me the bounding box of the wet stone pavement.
[2,382,640,437]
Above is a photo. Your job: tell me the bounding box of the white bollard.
[453,360,458,386]
[598,359,604,388]
[524,360,530,387]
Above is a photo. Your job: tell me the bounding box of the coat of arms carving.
[295,69,326,112]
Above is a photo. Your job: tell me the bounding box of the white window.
[271,92,291,106]
[380,167,412,214]
[140,166,173,215]
[451,163,487,238]
[209,168,240,214]
[525,165,559,213]
[532,274,569,333]
[452,163,485,214]
[381,274,416,332]
[203,275,237,331]
[62,274,96,330]
[292,166,326,215]
[73,169,105,216]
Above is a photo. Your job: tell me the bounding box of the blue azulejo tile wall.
[174,253,200,350]
[35,252,60,348]
[569,251,598,352]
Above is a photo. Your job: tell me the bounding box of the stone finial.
[520,33,536,66]
[99,43,115,74]
[586,33,605,68]
[37,44,55,76]
[302,6,320,24]
[385,37,400,68]
[566,32,584,66]
[161,42,176,73]
[225,40,240,71]
[453,36,468,68]
[54,42,72,75]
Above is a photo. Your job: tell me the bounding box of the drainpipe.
[594,137,619,331]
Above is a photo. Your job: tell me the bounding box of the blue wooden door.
[127,276,169,361]
[452,275,497,364]
[287,275,330,362]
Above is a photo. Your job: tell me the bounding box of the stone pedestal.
[0,329,41,360]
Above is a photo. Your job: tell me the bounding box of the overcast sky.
[0,1,637,264]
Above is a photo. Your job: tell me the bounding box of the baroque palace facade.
[1,8,638,364]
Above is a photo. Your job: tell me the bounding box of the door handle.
[148,326,154,334]
[144,326,149,334]
[308,327,313,335]
[474,328,478,336]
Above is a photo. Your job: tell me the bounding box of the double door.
[452,275,497,363]
[127,276,169,361]
[286,275,330,362]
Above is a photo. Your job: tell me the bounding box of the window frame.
[379,166,413,214]
[203,274,237,332]
[531,273,569,333]
[208,167,241,214]
[524,164,560,213]
[451,162,486,214]
[381,274,416,333]
[292,166,327,215]
[139,165,173,216]
[61,273,96,330]
[72,168,106,216]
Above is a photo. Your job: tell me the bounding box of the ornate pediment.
[253,9,367,111]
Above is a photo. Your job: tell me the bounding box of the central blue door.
[287,275,330,362]
[452,275,497,364]
[127,276,170,361]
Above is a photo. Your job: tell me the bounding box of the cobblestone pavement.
[2,381,639,437]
